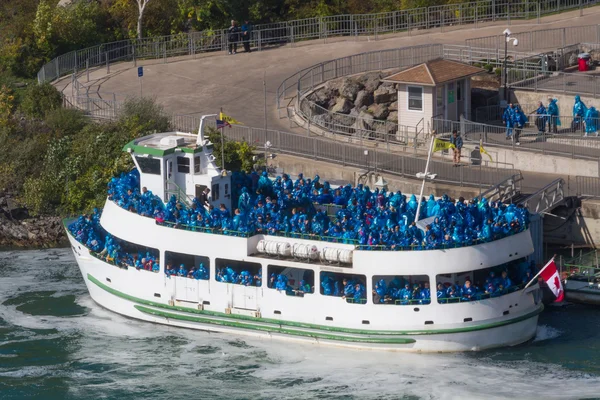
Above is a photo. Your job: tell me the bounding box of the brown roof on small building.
[383,59,484,86]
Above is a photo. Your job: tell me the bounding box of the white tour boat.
[65,117,544,352]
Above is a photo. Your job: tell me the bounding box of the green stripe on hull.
[87,273,543,336]
[134,305,416,344]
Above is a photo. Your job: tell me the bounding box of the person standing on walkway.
[513,105,528,146]
[584,106,599,137]
[241,20,253,53]
[534,101,546,133]
[450,129,463,166]
[502,103,515,140]
[547,97,560,134]
[228,20,240,55]
[572,95,587,133]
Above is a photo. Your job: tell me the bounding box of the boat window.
[320,271,367,304]
[435,257,531,304]
[267,265,314,297]
[91,231,160,273]
[215,258,261,286]
[212,184,220,201]
[177,156,190,173]
[194,156,201,173]
[164,251,209,280]
[372,275,430,306]
[135,156,161,175]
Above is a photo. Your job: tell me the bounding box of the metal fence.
[507,68,600,98]
[38,0,600,84]
[576,175,600,197]
[465,23,600,50]
[432,116,600,160]
[62,95,518,188]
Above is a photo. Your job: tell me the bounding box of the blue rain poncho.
[585,107,598,136]
[547,99,561,126]
[573,95,587,118]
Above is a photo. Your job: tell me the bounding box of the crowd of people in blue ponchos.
[216,266,262,286]
[68,213,160,272]
[164,261,209,280]
[320,273,367,303]
[106,168,529,252]
[505,95,599,143]
[372,278,431,305]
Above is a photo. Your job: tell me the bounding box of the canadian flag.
[539,259,565,302]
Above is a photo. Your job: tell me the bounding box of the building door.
[457,79,465,120]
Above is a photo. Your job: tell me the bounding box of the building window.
[135,156,161,175]
[194,156,200,173]
[407,86,423,111]
[212,184,220,201]
[177,156,190,173]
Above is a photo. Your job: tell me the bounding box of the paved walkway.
[56,6,600,192]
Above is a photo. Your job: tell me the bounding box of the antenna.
[197,114,218,145]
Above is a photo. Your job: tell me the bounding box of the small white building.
[383,59,484,128]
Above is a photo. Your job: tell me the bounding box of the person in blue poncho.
[584,106,599,137]
[502,103,515,139]
[177,264,187,277]
[572,95,587,132]
[461,280,476,301]
[400,283,413,305]
[342,278,355,298]
[500,271,512,290]
[513,105,528,145]
[420,282,431,305]
[353,283,365,304]
[547,98,560,133]
[373,279,387,303]
[534,101,547,133]
[436,283,446,304]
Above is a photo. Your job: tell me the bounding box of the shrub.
[483,63,493,73]
[20,83,62,118]
[118,97,171,135]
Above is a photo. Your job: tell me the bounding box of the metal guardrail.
[465,22,600,50]
[479,172,524,202]
[507,68,600,98]
[576,175,600,198]
[519,178,566,214]
[431,116,600,160]
[38,0,600,84]
[62,95,520,189]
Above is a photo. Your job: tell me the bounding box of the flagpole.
[523,255,556,290]
[415,134,436,223]
[220,107,225,170]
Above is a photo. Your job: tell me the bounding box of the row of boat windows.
[159,249,531,305]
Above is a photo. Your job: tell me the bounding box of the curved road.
[60,7,600,134]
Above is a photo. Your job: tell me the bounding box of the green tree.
[20,83,63,119]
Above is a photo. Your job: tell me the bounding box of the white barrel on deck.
[321,247,353,264]
[292,243,319,260]
[257,240,292,256]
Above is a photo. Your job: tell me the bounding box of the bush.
[483,63,493,73]
[45,107,88,137]
[20,83,62,118]
[118,97,171,135]
[494,67,502,76]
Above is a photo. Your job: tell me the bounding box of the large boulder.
[368,103,389,120]
[352,110,375,135]
[387,111,398,122]
[339,78,364,101]
[374,86,397,104]
[354,90,374,109]
[375,121,397,139]
[309,87,337,108]
[358,71,383,93]
[331,97,354,114]
[389,100,398,111]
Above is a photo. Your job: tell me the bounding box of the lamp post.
[502,28,519,102]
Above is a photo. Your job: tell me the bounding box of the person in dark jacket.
[241,20,253,53]
[450,129,463,166]
[227,20,240,55]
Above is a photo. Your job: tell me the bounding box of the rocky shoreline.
[0,194,67,249]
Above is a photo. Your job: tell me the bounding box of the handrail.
[479,172,523,202]
[518,177,565,214]
[39,0,600,84]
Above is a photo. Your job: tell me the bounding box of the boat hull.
[68,233,542,353]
